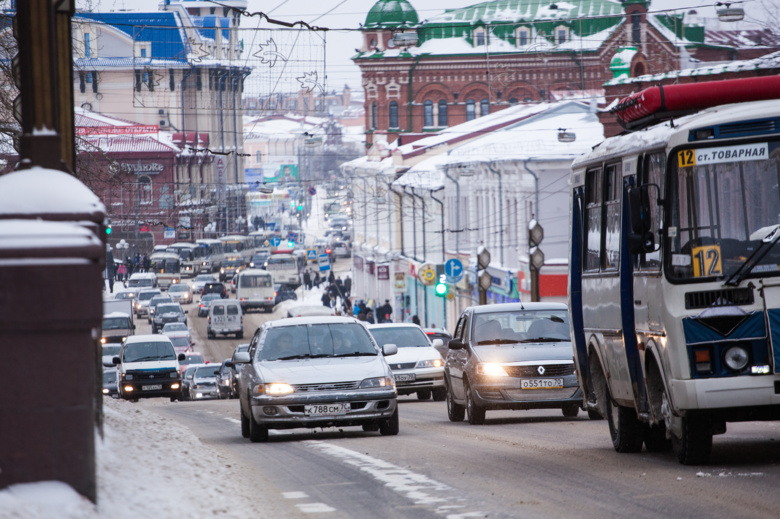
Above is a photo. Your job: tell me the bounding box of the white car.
[191,273,217,295]
[367,323,446,401]
[167,283,193,304]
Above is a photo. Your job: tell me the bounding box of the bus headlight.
[724,346,749,371]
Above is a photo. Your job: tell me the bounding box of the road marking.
[305,441,479,516]
[296,503,336,513]
[283,491,308,499]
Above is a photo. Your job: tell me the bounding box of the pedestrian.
[313,271,321,288]
[321,291,331,308]
[335,276,343,295]
[353,300,361,317]
[343,275,352,298]
[328,270,336,284]
[303,269,312,290]
[412,314,421,325]
[142,254,150,272]
[117,262,127,282]
[381,299,393,323]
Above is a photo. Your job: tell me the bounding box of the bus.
[265,253,300,286]
[148,252,181,290]
[235,269,275,313]
[568,77,780,465]
[166,242,202,277]
[195,238,224,273]
[220,235,253,265]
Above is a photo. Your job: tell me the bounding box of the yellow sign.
[418,263,436,285]
[678,149,696,168]
[692,245,722,277]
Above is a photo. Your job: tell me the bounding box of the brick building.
[355,0,778,147]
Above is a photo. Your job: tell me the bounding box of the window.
[370,102,377,130]
[631,13,641,44]
[466,99,476,121]
[255,150,263,164]
[583,164,622,272]
[639,152,665,270]
[79,72,86,93]
[85,33,91,58]
[603,164,621,270]
[91,71,98,93]
[389,101,399,129]
[516,27,529,46]
[169,69,175,91]
[474,28,486,46]
[196,69,202,90]
[480,98,489,117]
[424,100,434,127]
[135,70,142,92]
[556,26,569,45]
[141,48,147,58]
[139,176,152,205]
[437,100,447,127]
[584,168,602,272]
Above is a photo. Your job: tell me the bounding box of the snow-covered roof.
[605,50,780,85]
[0,219,103,252]
[0,167,105,218]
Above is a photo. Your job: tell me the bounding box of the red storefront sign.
[377,265,390,280]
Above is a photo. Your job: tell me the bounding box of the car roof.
[103,311,131,318]
[124,334,173,344]
[139,288,161,294]
[267,315,359,328]
[367,323,423,330]
[468,302,568,314]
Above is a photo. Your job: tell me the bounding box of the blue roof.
[191,15,230,41]
[76,12,189,62]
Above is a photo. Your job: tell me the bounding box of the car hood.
[120,360,180,371]
[254,356,388,384]
[473,342,573,363]
[390,346,441,363]
[157,312,182,319]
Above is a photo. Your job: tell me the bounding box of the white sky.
[84,0,774,91]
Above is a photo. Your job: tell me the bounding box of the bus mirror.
[627,184,657,254]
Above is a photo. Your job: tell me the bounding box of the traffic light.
[297,203,304,211]
[434,275,449,297]
[105,220,112,235]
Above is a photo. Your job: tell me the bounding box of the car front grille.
[293,381,361,392]
[128,369,176,381]
[504,387,579,401]
[504,364,575,378]
[388,362,416,370]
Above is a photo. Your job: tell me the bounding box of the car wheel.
[169,396,178,402]
[249,409,269,442]
[362,423,380,432]
[237,331,243,339]
[465,380,485,425]
[378,408,399,436]
[446,386,465,422]
[587,409,603,420]
[207,330,215,339]
[240,404,250,439]
[606,386,644,453]
[416,389,432,401]
[562,404,580,418]
[432,388,447,402]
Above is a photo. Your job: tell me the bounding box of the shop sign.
[377,265,390,280]
[394,272,406,291]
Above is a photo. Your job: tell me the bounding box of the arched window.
[139,176,152,205]
[466,99,476,121]
[509,97,519,104]
[437,100,448,127]
[480,99,489,117]
[389,101,399,129]
[424,100,434,127]
[371,102,377,130]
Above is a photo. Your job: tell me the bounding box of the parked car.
[424,327,452,360]
[147,294,173,324]
[134,288,162,318]
[113,335,185,402]
[151,303,187,334]
[102,369,119,398]
[274,283,298,305]
[216,358,238,399]
[167,283,193,304]
[190,364,221,400]
[229,316,400,442]
[368,323,446,401]
[445,302,582,425]
[285,304,336,318]
[202,281,227,299]
[198,293,222,317]
[191,274,216,294]
[207,299,243,339]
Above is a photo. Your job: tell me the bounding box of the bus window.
[639,152,666,270]
[584,168,602,272]
[603,163,621,271]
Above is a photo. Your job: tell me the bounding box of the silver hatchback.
[229,316,399,442]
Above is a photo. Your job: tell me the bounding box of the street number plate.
[143,384,163,391]
[521,378,563,389]
[394,374,416,383]
[304,403,350,416]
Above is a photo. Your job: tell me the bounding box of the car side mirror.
[382,343,398,356]
[225,361,235,369]
[233,351,251,363]
[431,338,444,348]
[112,356,120,365]
[448,338,466,350]
[178,353,186,361]
[184,310,188,314]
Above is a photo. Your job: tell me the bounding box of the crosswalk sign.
[306,249,317,260]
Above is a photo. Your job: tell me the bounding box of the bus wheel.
[606,388,644,453]
[644,423,672,453]
[672,415,713,465]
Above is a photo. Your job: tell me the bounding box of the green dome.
[365,0,419,29]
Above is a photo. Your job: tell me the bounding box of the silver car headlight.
[359,377,395,389]
[476,363,509,377]
[416,359,443,368]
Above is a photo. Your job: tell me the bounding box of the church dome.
[365,0,419,29]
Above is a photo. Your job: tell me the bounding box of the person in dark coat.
[379,299,393,323]
[142,254,150,272]
[328,270,336,284]
[303,270,312,290]
[321,292,331,308]
[412,314,421,325]
[313,271,321,288]
[343,276,352,298]
[366,311,375,324]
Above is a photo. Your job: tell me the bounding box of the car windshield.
[114,292,136,300]
[258,323,377,361]
[103,371,117,383]
[102,317,130,329]
[102,345,121,357]
[202,294,221,302]
[157,305,180,314]
[195,366,219,378]
[170,336,190,347]
[195,275,214,282]
[122,341,176,362]
[138,291,159,302]
[473,310,570,344]
[168,284,188,292]
[163,323,187,332]
[150,297,172,306]
[182,355,204,365]
[369,327,430,348]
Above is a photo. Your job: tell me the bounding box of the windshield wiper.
[275,354,311,360]
[518,337,565,343]
[130,356,164,362]
[476,338,519,345]
[333,352,376,357]
[724,225,780,287]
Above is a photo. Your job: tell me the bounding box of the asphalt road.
[134,287,780,519]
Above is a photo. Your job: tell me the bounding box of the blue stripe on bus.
[620,182,648,412]
[570,189,589,380]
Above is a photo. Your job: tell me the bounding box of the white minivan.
[207,299,244,339]
[235,269,275,313]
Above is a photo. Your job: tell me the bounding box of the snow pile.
[0,398,262,519]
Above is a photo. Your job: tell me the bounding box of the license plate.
[143,384,163,391]
[304,403,350,416]
[521,378,563,389]
[394,373,416,383]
